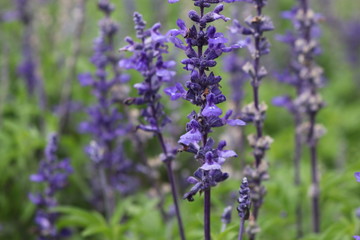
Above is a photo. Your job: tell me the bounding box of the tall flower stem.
[120,12,186,239]
[98,167,113,219]
[165,160,186,240]
[299,0,322,232]
[238,218,245,240]
[275,0,324,235]
[308,111,320,232]
[204,188,211,240]
[234,0,274,239]
[156,128,186,240]
[167,1,245,240]
[149,73,186,239]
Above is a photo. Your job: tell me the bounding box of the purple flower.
[231,0,274,237]
[120,13,175,136]
[221,206,232,225]
[29,133,72,239]
[79,1,136,206]
[121,12,188,238]
[183,168,229,201]
[168,0,245,205]
[202,94,223,117]
[274,0,326,234]
[355,172,360,182]
[354,236,360,240]
[179,120,202,146]
[237,177,251,219]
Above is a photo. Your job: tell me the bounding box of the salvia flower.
[276,1,326,234]
[273,3,326,237]
[29,133,72,239]
[231,0,273,238]
[79,0,135,216]
[120,12,175,134]
[168,0,245,199]
[119,12,186,240]
[167,0,245,239]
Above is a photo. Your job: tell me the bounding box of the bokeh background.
[1,0,360,239]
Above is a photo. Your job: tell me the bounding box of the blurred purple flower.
[29,133,72,239]
[79,1,136,207]
[355,172,360,182]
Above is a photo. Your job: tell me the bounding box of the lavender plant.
[119,12,185,240]
[29,133,72,239]
[237,177,251,240]
[167,0,246,239]
[78,0,134,218]
[232,0,274,238]
[276,0,326,233]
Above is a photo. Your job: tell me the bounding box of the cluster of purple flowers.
[167,0,245,201]
[119,12,186,240]
[167,0,245,239]
[78,0,135,216]
[120,12,175,136]
[29,133,72,239]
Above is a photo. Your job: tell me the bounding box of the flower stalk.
[233,0,274,239]
[274,0,326,234]
[119,12,185,240]
[79,0,135,217]
[167,1,245,239]
[29,133,73,239]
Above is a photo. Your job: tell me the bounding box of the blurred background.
[1,0,360,239]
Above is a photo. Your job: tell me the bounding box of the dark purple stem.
[157,131,186,240]
[204,188,211,240]
[299,0,320,233]
[238,218,245,240]
[197,5,211,240]
[308,111,320,233]
[249,3,266,240]
[252,19,263,168]
[164,160,186,240]
[150,102,186,240]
